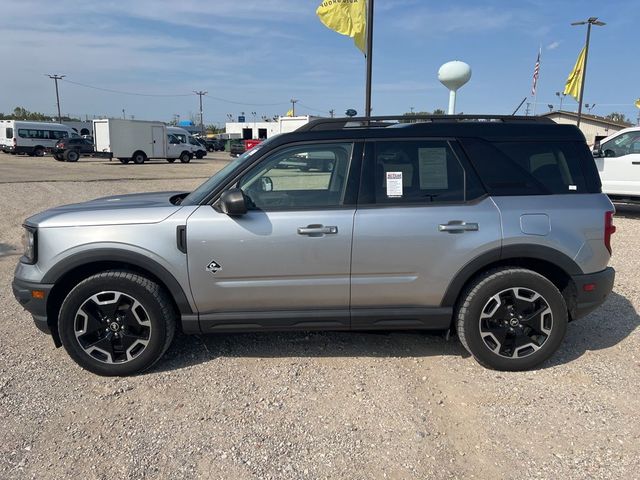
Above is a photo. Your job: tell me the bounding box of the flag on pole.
[635,99,640,109]
[531,48,541,95]
[286,109,294,117]
[563,46,586,101]
[316,0,367,54]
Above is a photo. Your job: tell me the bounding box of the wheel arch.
[43,250,193,344]
[441,245,582,316]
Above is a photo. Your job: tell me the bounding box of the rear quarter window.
[6,127,13,138]
[461,138,601,195]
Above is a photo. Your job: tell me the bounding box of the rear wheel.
[118,158,130,164]
[132,152,146,164]
[179,152,191,163]
[166,158,176,163]
[456,268,568,371]
[65,150,80,162]
[58,271,176,376]
[33,146,45,157]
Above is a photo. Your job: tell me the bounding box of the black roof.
[274,115,585,145]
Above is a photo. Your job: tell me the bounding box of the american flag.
[531,49,541,95]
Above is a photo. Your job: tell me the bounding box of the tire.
[132,152,146,164]
[64,150,80,162]
[58,270,177,376]
[33,147,45,157]
[195,151,205,159]
[54,154,64,161]
[456,268,568,371]
[179,152,191,163]
[118,158,130,164]
[166,158,176,163]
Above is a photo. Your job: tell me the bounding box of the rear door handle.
[438,221,479,233]
[297,224,338,235]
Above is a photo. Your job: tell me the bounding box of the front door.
[186,141,359,331]
[350,139,501,328]
[597,130,640,197]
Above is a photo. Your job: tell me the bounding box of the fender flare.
[42,248,194,314]
[440,244,583,307]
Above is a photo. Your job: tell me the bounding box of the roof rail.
[296,115,555,132]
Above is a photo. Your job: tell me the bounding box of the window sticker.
[568,185,577,191]
[418,148,448,189]
[385,171,403,197]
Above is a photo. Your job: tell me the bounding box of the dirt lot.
[0,152,638,479]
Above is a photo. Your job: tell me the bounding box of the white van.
[0,120,78,156]
[594,126,640,200]
[167,126,207,159]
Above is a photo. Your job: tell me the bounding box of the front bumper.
[12,277,54,334]
[570,267,615,320]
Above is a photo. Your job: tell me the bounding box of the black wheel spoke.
[85,334,117,360]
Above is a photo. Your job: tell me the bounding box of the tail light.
[604,210,616,255]
[13,138,17,146]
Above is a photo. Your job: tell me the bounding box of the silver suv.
[12,115,616,376]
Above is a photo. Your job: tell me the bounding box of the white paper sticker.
[386,171,403,197]
[418,148,448,189]
[569,185,577,191]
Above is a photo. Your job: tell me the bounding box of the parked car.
[12,115,615,376]
[51,137,95,162]
[593,126,640,201]
[229,139,246,157]
[202,138,225,152]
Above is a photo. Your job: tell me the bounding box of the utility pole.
[525,102,531,116]
[290,98,298,116]
[571,17,605,127]
[122,108,126,119]
[329,109,335,118]
[47,74,65,123]
[193,90,208,135]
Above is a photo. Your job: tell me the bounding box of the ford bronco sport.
[13,115,616,376]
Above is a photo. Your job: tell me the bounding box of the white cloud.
[547,41,561,50]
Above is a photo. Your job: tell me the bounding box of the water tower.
[438,61,472,114]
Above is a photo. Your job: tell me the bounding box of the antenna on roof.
[512,97,527,115]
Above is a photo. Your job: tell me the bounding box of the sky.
[1,0,638,126]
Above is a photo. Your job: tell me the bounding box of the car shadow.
[613,202,640,219]
[543,291,640,368]
[151,290,639,374]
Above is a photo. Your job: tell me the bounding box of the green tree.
[605,112,631,125]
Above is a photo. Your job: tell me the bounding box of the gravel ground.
[0,153,638,479]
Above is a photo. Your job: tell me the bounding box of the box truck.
[93,119,197,164]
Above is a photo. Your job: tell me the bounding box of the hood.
[26,191,189,228]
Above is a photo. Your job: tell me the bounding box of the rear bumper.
[12,277,54,334]
[570,267,615,320]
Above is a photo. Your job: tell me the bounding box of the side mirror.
[219,188,247,216]
[260,176,273,192]
[592,148,603,158]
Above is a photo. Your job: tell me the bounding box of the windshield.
[181,138,276,205]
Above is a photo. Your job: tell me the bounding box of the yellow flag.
[563,46,586,101]
[286,109,294,117]
[316,0,367,54]
[635,99,640,109]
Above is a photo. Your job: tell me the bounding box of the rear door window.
[462,139,598,195]
[6,128,13,138]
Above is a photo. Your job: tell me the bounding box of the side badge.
[206,260,222,274]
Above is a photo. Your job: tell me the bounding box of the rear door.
[597,130,640,196]
[152,126,165,157]
[186,141,361,330]
[350,139,501,327]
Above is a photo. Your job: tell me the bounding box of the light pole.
[47,74,65,123]
[555,91,566,111]
[193,90,208,135]
[570,17,605,127]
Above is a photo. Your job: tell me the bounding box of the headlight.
[21,226,37,264]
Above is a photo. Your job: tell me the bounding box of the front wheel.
[54,154,64,161]
[65,150,80,162]
[456,268,567,371]
[58,271,177,376]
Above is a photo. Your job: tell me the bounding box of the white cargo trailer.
[93,119,196,164]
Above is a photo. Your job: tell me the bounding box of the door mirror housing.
[219,188,247,216]
[592,148,603,158]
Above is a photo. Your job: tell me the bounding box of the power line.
[61,79,192,97]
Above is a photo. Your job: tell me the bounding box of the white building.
[541,111,632,147]
[223,115,321,140]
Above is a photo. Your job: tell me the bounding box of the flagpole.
[575,24,592,127]
[364,0,374,117]
[533,46,540,115]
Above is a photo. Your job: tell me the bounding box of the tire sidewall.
[58,274,170,376]
[460,270,568,371]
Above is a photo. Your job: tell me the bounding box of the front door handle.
[297,224,338,236]
[438,221,479,233]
